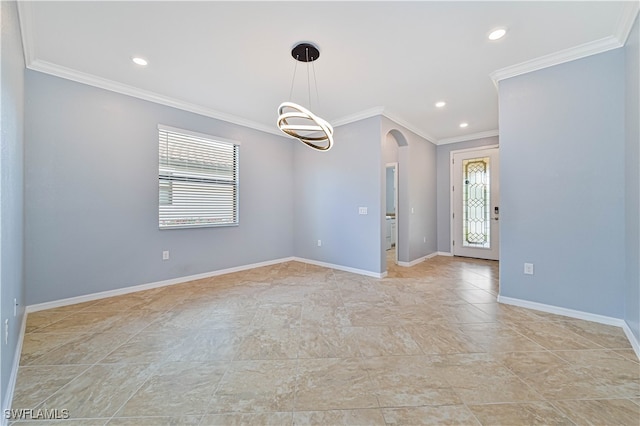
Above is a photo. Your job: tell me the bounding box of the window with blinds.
[158,125,239,229]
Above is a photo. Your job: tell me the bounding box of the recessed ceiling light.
[132,57,148,66]
[459,122,469,128]
[488,28,507,41]
[435,101,446,108]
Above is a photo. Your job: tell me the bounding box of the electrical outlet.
[162,250,170,260]
[423,237,426,243]
[524,263,534,275]
[317,240,322,247]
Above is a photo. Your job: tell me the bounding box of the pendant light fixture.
[277,42,334,151]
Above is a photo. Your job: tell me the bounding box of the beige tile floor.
[9,254,640,425]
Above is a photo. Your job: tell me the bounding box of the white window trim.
[158,124,240,230]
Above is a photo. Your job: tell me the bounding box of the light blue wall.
[293,116,382,274]
[625,15,640,343]
[24,71,294,305]
[499,49,626,318]
[1,0,26,409]
[436,136,499,253]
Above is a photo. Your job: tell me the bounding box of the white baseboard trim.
[26,256,386,313]
[2,311,27,426]
[437,251,454,257]
[498,295,639,359]
[27,257,295,313]
[622,322,640,359]
[292,257,385,279]
[397,252,440,268]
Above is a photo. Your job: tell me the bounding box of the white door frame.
[385,162,399,264]
[449,145,499,260]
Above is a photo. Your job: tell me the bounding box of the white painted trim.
[437,130,499,146]
[497,295,625,326]
[25,59,285,138]
[498,295,639,359]
[490,36,622,85]
[27,257,295,313]
[379,110,438,145]
[449,145,500,259]
[2,311,27,426]
[436,251,454,257]
[26,256,385,313]
[622,322,640,360]
[384,162,399,265]
[292,257,385,279]
[16,1,35,66]
[614,1,640,46]
[397,252,439,268]
[448,144,500,155]
[331,106,385,128]
[22,59,438,147]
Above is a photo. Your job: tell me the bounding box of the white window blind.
[158,125,239,229]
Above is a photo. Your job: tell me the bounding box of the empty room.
[1,1,639,425]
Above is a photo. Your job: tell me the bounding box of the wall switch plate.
[162,251,170,260]
[358,207,368,215]
[14,299,17,317]
[524,263,534,275]
[5,319,8,344]
[317,240,322,247]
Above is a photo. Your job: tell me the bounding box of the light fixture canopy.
[277,42,333,151]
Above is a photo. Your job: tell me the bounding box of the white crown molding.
[490,35,623,85]
[380,110,438,144]
[332,107,439,145]
[614,1,640,45]
[16,0,35,65]
[331,106,385,128]
[25,59,285,138]
[438,129,499,146]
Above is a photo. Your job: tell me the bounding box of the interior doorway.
[383,129,408,272]
[385,163,398,264]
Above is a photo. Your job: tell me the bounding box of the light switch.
[358,207,368,215]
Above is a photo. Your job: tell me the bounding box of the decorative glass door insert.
[462,157,491,249]
[452,147,499,261]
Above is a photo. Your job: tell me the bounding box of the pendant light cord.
[312,59,320,107]
[288,46,321,109]
[288,55,299,100]
[306,47,312,107]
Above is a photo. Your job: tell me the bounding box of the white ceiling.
[18,1,638,144]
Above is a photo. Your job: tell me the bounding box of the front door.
[452,147,499,260]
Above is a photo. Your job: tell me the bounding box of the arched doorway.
[383,129,408,272]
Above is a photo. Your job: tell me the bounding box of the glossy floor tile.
[9,255,639,425]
